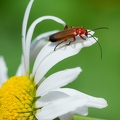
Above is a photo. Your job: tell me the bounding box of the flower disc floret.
[0,76,36,120]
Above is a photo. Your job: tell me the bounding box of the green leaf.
[73,115,106,120]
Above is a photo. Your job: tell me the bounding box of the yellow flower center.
[0,76,37,120]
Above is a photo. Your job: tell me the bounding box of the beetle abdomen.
[49,34,57,42]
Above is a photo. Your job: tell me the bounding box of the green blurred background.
[0,0,120,119]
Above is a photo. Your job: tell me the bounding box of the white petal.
[87,30,94,37]
[74,106,88,116]
[16,56,26,76]
[86,97,108,109]
[30,30,59,61]
[30,39,47,61]
[36,67,82,96]
[75,36,98,47]
[22,0,34,74]
[53,88,108,109]
[22,0,34,41]
[36,96,87,120]
[25,16,66,74]
[0,56,8,87]
[33,37,96,84]
[36,89,88,115]
[59,112,73,120]
[36,91,69,108]
[54,88,82,96]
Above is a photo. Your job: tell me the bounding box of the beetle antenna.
[92,27,109,31]
[88,33,102,59]
[87,27,108,58]
[87,27,109,32]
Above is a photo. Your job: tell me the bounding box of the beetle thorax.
[76,28,86,35]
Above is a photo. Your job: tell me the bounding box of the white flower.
[0,0,107,120]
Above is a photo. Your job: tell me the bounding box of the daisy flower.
[0,0,107,120]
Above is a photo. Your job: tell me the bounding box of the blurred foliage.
[0,0,120,119]
[74,115,106,120]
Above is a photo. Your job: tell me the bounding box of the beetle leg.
[54,40,67,51]
[64,25,68,30]
[66,40,74,46]
[80,35,86,40]
[66,36,76,46]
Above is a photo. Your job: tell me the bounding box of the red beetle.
[49,25,108,58]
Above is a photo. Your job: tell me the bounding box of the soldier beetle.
[49,25,108,58]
